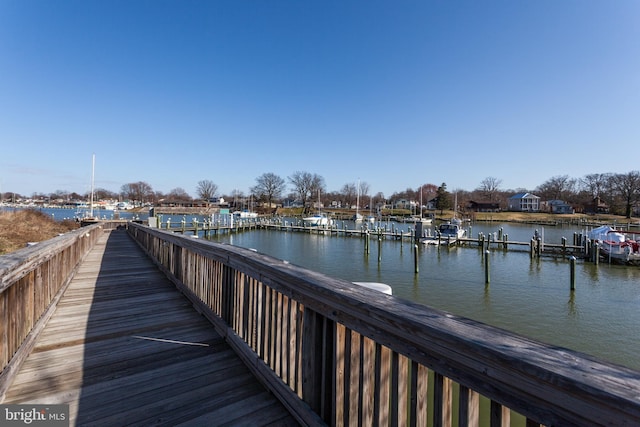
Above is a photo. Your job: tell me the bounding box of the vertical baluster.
[458,385,479,427]
[434,372,452,427]
[490,400,510,427]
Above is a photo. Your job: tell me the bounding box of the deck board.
[2,229,298,426]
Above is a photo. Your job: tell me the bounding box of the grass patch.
[0,209,80,255]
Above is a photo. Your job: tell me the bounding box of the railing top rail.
[130,223,640,425]
[0,223,104,293]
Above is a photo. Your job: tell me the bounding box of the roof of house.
[509,192,540,200]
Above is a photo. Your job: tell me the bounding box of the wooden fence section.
[128,222,640,426]
[0,223,103,400]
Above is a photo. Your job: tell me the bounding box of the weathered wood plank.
[2,229,297,426]
[8,329,225,390]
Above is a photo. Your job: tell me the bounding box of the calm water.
[208,221,640,371]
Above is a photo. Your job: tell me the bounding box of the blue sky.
[1,1,638,199]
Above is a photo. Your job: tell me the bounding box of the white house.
[508,193,540,212]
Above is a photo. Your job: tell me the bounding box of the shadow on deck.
[3,230,298,426]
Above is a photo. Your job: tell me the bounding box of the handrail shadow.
[73,229,296,425]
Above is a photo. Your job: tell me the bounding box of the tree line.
[6,170,640,218]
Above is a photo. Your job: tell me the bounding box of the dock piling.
[365,231,370,254]
[485,250,490,284]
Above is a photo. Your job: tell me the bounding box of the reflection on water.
[210,222,640,370]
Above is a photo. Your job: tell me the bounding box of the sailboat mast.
[356,179,360,215]
[90,154,95,218]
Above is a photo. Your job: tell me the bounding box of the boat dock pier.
[155,217,590,261]
[154,217,416,240]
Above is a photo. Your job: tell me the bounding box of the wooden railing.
[0,222,104,400]
[128,222,640,426]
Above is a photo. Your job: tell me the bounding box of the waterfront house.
[545,200,575,214]
[425,197,438,210]
[393,199,417,211]
[507,193,540,212]
[585,197,610,214]
[467,200,501,212]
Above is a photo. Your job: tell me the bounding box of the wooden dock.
[162,219,588,260]
[1,229,297,426]
[4,221,640,426]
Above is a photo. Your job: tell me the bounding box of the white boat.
[404,216,433,224]
[588,226,640,265]
[439,222,466,239]
[99,203,117,211]
[422,221,466,245]
[303,213,334,227]
[406,186,433,224]
[305,190,334,226]
[233,210,258,219]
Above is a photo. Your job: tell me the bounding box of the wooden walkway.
[2,229,298,426]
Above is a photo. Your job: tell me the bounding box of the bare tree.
[477,177,502,201]
[69,192,83,201]
[289,171,313,211]
[609,171,640,218]
[196,180,218,205]
[419,183,438,206]
[289,171,325,213]
[535,175,576,201]
[580,173,611,200]
[341,183,358,209]
[341,181,371,209]
[120,181,154,206]
[359,181,371,199]
[251,172,286,209]
[228,189,245,209]
[51,190,70,201]
[93,188,118,201]
[167,187,192,202]
[153,191,165,202]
